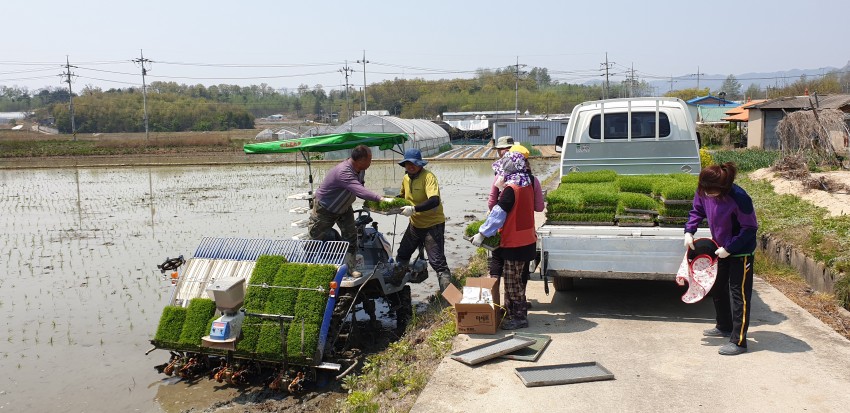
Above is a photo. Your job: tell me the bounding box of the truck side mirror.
[555,136,564,153]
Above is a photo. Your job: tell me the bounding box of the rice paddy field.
[0,158,558,412]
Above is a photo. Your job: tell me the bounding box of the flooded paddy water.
[0,158,557,412]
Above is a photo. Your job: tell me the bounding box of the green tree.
[664,87,710,101]
[744,83,763,100]
[718,75,743,100]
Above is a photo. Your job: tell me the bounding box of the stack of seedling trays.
[547,171,701,227]
[545,170,618,225]
[615,176,660,226]
[654,174,700,228]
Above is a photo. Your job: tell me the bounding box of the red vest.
[500,183,537,248]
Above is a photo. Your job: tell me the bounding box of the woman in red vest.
[471,151,537,330]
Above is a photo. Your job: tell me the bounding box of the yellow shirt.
[400,169,445,228]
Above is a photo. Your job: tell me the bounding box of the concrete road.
[411,276,850,412]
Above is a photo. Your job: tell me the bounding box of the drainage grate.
[450,335,536,366]
[515,362,615,387]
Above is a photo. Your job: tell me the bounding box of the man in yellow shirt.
[390,148,452,292]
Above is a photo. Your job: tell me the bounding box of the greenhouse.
[326,115,450,160]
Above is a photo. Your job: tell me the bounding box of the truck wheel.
[552,276,575,292]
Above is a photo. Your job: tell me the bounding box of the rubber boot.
[501,302,529,330]
[345,253,361,277]
[437,270,453,293]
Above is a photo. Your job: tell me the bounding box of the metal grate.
[193,237,225,259]
[171,238,348,305]
[515,362,615,387]
[189,237,349,265]
[218,238,249,260]
[240,239,274,261]
[450,335,536,366]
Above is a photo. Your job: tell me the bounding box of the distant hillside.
[647,60,849,93]
[582,61,849,94]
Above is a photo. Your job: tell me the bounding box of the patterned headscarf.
[492,151,531,187]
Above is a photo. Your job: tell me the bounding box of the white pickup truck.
[538,97,711,291]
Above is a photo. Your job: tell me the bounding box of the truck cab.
[556,97,701,176]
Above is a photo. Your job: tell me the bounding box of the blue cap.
[398,148,428,167]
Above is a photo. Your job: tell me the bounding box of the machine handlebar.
[157,256,185,273]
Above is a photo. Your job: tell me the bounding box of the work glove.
[684,232,695,250]
[400,205,416,217]
[494,176,506,191]
[715,247,730,259]
[471,233,485,247]
[381,197,396,203]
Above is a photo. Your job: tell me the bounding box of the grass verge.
[739,175,850,311]
[0,131,252,157]
[755,251,850,339]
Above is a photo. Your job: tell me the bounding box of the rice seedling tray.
[450,334,536,365]
[545,221,615,226]
[660,198,693,205]
[515,362,615,387]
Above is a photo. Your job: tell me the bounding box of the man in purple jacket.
[308,145,395,268]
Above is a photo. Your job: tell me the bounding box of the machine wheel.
[552,275,575,292]
[325,292,355,355]
[387,286,412,333]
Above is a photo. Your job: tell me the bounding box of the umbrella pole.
[300,150,315,209]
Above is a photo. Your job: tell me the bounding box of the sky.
[3,0,848,94]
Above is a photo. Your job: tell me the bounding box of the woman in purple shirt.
[684,162,758,356]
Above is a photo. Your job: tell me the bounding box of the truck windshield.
[589,112,671,139]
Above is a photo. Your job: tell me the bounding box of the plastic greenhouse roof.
[334,115,449,141]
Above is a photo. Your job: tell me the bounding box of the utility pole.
[691,66,705,91]
[669,75,677,92]
[600,52,614,99]
[625,63,637,97]
[132,49,152,141]
[356,50,369,114]
[61,56,77,141]
[339,61,354,127]
[513,56,526,122]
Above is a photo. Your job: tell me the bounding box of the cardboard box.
[442,277,499,334]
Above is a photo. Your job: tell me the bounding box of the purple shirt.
[314,159,382,214]
[685,184,758,255]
